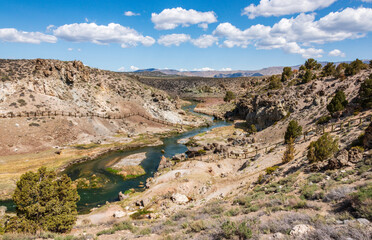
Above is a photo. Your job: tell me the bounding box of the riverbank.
[0,127,191,201]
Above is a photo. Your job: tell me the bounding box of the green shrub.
[265,166,279,175]
[248,124,257,134]
[268,75,282,89]
[221,220,252,239]
[301,184,324,200]
[284,120,302,143]
[5,167,79,234]
[307,133,339,163]
[224,91,236,102]
[322,62,336,77]
[316,115,331,125]
[302,69,313,83]
[335,64,346,79]
[236,222,252,239]
[189,220,206,233]
[359,77,372,109]
[345,59,367,76]
[350,183,372,221]
[221,221,236,239]
[327,90,348,114]
[305,58,322,70]
[281,67,293,82]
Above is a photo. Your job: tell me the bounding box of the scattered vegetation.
[307,133,339,163]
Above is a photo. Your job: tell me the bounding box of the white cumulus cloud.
[151,7,217,30]
[0,28,57,44]
[221,68,232,71]
[124,11,140,16]
[243,0,337,19]
[191,34,218,48]
[329,49,345,57]
[53,23,155,48]
[130,66,139,71]
[158,34,191,46]
[213,7,372,58]
[67,48,73,51]
[193,67,215,71]
[117,66,126,71]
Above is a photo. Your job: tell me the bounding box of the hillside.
[64,62,372,239]
[0,59,206,199]
[0,59,371,240]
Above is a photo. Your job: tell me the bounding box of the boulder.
[171,193,189,204]
[348,148,363,163]
[290,224,314,238]
[328,149,349,169]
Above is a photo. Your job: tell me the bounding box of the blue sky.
[0,0,371,71]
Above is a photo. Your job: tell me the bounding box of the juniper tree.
[284,120,302,144]
[327,90,348,115]
[307,133,339,163]
[6,167,79,233]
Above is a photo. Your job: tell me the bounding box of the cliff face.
[0,59,196,155]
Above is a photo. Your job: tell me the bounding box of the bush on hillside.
[335,63,346,79]
[281,67,293,82]
[301,69,313,84]
[359,76,372,109]
[345,59,367,76]
[268,75,282,89]
[305,58,322,70]
[307,133,339,163]
[284,120,302,144]
[327,90,348,115]
[224,91,236,102]
[322,62,336,77]
[5,167,79,234]
[350,183,372,221]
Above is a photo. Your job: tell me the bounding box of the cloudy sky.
[0,0,371,71]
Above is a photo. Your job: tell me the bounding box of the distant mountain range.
[133,60,370,78]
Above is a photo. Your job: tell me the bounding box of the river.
[0,103,231,214]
